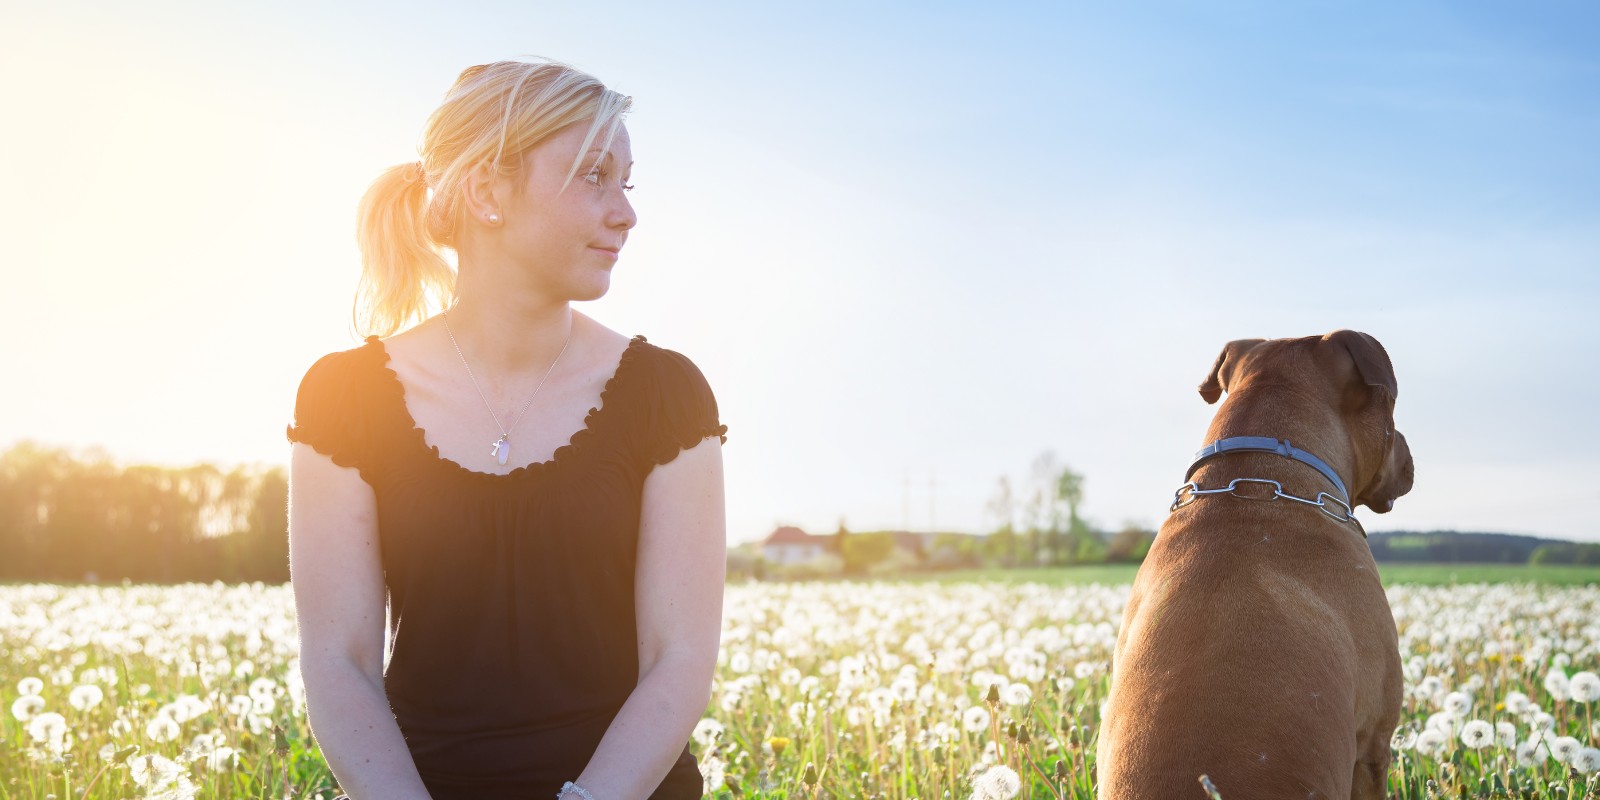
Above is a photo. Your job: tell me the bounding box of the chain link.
[1170,477,1357,524]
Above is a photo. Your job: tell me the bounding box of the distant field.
[890,562,1600,586]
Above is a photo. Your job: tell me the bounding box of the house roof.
[764,526,822,545]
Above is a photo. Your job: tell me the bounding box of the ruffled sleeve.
[634,345,728,469]
[285,344,379,475]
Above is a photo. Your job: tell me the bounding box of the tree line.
[0,442,288,583]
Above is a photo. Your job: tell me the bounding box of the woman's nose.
[611,192,637,231]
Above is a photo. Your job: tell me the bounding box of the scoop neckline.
[365,333,649,481]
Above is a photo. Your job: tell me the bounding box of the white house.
[762,526,832,566]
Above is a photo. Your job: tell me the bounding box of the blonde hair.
[353,58,632,338]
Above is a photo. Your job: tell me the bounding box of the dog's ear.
[1198,339,1266,404]
[1360,429,1415,514]
[1327,330,1398,405]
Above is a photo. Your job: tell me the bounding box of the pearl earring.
[487,213,500,224]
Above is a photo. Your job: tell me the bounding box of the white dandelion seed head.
[1443,691,1473,716]
[68,684,104,711]
[109,718,133,738]
[129,753,190,790]
[11,695,45,722]
[1425,711,1459,736]
[1568,671,1600,703]
[698,755,726,796]
[979,739,1002,765]
[1517,738,1552,767]
[203,745,238,772]
[1544,670,1570,702]
[1571,747,1600,775]
[1459,720,1493,749]
[1390,726,1417,750]
[867,687,896,713]
[780,667,802,686]
[26,711,68,744]
[17,676,44,697]
[1550,736,1582,764]
[691,718,724,748]
[788,700,817,726]
[250,694,275,716]
[1504,690,1531,715]
[1416,676,1444,698]
[1002,683,1032,707]
[1530,711,1556,732]
[1494,721,1517,748]
[1415,729,1448,758]
[845,704,865,726]
[962,705,991,733]
[728,652,751,674]
[146,716,180,743]
[226,695,252,716]
[171,694,209,723]
[974,764,1021,800]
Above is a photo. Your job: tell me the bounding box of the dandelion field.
[3,579,1599,799]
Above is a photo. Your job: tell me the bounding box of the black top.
[286,334,726,800]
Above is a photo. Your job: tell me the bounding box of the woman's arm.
[288,443,434,800]
[572,436,726,799]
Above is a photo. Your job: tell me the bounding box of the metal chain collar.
[1170,477,1360,527]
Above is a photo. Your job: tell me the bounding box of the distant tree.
[1529,544,1572,566]
[1106,525,1155,563]
[985,476,1020,567]
[840,532,898,575]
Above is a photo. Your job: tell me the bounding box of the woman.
[286,59,727,800]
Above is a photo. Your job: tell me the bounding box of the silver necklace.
[441,309,573,467]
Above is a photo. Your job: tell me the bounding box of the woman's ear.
[460,161,504,226]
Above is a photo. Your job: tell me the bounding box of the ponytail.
[353,162,456,339]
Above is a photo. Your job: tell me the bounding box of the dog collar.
[1186,436,1349,501]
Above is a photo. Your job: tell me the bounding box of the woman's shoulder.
[621,336,713,396]
[298,335,387,382]
[286,336,393,467]
[609,332,725,465]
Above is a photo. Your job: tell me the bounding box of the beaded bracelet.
[558,781,597,800]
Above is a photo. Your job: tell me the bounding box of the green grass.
[882,562,1600,587]
[1374,562,1600,586]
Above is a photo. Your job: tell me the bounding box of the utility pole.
[902,470,910,534]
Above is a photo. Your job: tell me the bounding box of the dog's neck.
[1195,384,1358,500]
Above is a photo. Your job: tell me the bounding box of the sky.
[1,0,1597,544]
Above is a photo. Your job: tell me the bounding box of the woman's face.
[492,120,636,302]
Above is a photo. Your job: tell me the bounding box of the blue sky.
[1,0,1596,542]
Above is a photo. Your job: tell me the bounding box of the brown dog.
[1097,331,1414,800]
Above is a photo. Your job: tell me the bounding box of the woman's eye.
[584,169,603,185]
[622,182,635,192]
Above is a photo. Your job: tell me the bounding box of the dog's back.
[1097,332,1410,800]
[1097,502,1396,800]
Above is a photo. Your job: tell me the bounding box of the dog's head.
[1197,330,1414,514]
